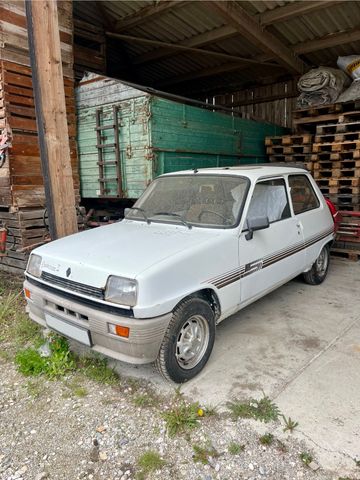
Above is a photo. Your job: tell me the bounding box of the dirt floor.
[0,261,359,480]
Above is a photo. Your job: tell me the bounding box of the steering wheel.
[199,210,228,223]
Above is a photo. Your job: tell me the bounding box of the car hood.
[33,220,221,288]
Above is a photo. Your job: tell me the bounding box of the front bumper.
[24,279,171,364]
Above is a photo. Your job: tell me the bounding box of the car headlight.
[105,276,137,307]
[27,254,42,278]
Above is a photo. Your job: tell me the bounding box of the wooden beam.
[115,1,187,31]
[121,1,343,67]
[133,25,237,65]
[206,1,305,74]
[156,53,277,87]
[259,1,344,25]
[106,31,284,67]
[26,1,77,239]
[294,28,360,54]
[157,24,360,89]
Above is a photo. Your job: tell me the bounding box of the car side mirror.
[124,208,130,217]
[245,216,270,241]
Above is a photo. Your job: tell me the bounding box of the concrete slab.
[111,257,360,475]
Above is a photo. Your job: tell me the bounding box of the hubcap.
[315,247,328,276]
[175,315,209,370]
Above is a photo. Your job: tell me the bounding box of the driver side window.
[246,178,290,225]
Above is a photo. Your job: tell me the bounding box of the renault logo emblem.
[66,267,71,278]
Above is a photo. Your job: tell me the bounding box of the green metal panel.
[77,96,153,199]
[76,76,286,199]
[150,97,285,176]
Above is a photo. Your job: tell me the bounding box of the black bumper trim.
[26,275,134,318]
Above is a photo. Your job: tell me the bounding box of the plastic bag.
[337,79,360,102]
[296,67,350,107]
[337,55,360,80]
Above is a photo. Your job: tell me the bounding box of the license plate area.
[45,313,92,347]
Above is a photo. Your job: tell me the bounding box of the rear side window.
[288,175,320,214]
[246,178,291,224]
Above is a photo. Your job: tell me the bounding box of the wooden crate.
[0,1,74,78]
[0,60,79,209]
[293,100,360,133]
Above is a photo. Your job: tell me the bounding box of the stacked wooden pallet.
[312,121,360,212]
[293,100,360,134]
[0,209,50,274]
[266,100,360,260]
[0,1,79,274]
[332,211,360,261]
[0,60,79,209]
[265,134,314,172]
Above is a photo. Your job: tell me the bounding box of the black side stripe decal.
[206,227,334,289]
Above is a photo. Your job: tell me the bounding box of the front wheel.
[303,245,330,285]
[155,297,215,383]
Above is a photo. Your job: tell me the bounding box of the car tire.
[155,296,215,383]
[303,245,330,285]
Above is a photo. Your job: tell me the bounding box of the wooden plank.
[294,28,360,55]
[106,32,281,68]
[259,1,343,25]
[132,25,236,66]
[206,1,305,74]
[26,0,77,238]
[114,1,186,31]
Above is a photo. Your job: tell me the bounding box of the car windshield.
[126,174,249,228]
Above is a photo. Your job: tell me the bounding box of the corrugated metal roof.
[73,0,360,96]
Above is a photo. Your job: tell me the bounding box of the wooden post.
[26,0,78,239]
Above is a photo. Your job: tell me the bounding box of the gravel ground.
[0,355,348,480]
[0,273,354,480]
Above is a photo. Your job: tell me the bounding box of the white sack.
[337,55,360,80]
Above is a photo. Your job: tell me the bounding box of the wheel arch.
[173,288,221,321]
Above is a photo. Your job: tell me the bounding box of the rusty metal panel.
[76,74,285,199]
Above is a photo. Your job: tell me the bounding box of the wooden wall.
[0,0,74,78]
[0,0,79,274]
[210,80,299,129]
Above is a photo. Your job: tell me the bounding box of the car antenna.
[193,168,198,173]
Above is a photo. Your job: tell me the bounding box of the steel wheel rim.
[316,247,328,276]
[175,315,210,370]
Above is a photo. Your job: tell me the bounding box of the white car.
[24,166,335,383]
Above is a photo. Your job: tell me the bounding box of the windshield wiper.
[125,207,150,224]
[150,212,192,229]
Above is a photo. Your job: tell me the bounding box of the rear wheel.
[303,245,330,285]
[155,297,215,383]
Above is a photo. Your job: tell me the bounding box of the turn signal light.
[115,325,130,338]
[24,288,31,299]
[109,323,130,338]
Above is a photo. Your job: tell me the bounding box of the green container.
[76,74,285,199]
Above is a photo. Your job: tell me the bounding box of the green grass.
[25,379,46,399]
[15,348,49,376]
[228,441,245,455]
[137,450,165,477]
[300,452,313,466]
[0,280,42,348]
[15,336,76,379]
[227,395,280,423]
[202,405,218,417]
[259,433,274,445]
[79,356,119,385]
[282,415,299,433]
[192,442,219,464]
[133,392,157,408]
[163,401,200,437]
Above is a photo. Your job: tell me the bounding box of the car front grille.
[41,272,104,300]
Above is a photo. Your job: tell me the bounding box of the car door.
[239,177,306,305]
[288,174,333,267]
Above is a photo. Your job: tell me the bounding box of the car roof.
[161,165,309,180]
